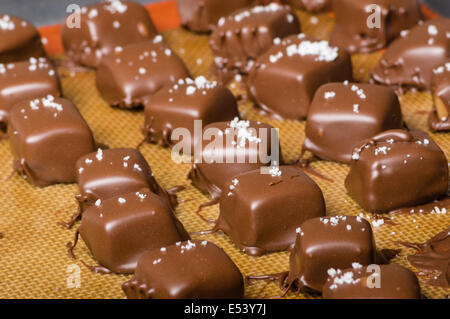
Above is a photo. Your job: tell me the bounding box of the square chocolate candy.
[304,82,404,163]
[0,57,61,127]
[122,240,244,298]
[330,0,421,53]
[8,96,95,187]
[209,3,300,75]
[345,130,448,213]
[177,0,254,32]
[76,148,178,210]
[287,216,381,292]
[216,166,325,256]
[247,34,353,120]
[78,188,189,273]
[0,15,46,63]
[429,59,450,131]
[143,76,239,149]
[96,37,190,108]
[61,0,157,68]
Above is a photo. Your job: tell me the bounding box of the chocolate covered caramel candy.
[330,0,421,54]
[247,34,353,120]
[216,166,325,256]
[78,189,189,273]
[304,82,404,163]
[345,130,448,213]
[188,118,281,199]
[8,96,95,187]
[122,240,244,298]
[143,76,238,149]
[177,0,254,33]
[283,0,331,12]
[0,14,46,63]
[0,57,61,127]
[76,148,178,210]
[287,216,383,292]
[61,0,157,68]
[96,37,190,108]
[323,264,421,299]
[210,3,300,75]
[371,19,450,91]
[429,60,450,131]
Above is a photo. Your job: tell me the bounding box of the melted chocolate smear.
[167,185,186,194]
[415,110,431,115]
[58,209,82,229]
[396,226,450,288]
[194,197,219,224]
[189,225,219,236]
[66,228,80,260]
[0,232,4,239]
[80,260,113,275]
[390,197,450,215]
[380,248,401,261]
[289,148,334,182]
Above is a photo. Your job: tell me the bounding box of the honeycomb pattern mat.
[0,9,449,299]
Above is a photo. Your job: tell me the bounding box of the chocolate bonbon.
[177,0,254,33]
[75,148,178,210]
[209,3,300,76]
[143,76,239,149]
[371,19,450,91]
[330,0,421,54]
[215,166,325,256]
[345,130,448,213]
[304,82,404,163]
[0,57,61,127]
[74,188,189,274]
[247,34,353,120]
[61,0,157,68]
[0,14,46,63]
[323,264,421,299]
[428,59,450,131]
[122,240,244,298]
[283,0,331,12]
[96,37,190,108]
[8,96,95,187]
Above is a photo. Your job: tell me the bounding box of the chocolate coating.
[323,264,421,299]
[429,59,450,131]
[143,76,239,149]
[96,38,190,108]
[371,19,450,91]
[61,0,157,68]
[210,3,301,75]
[345,130,448,213]
[122,240,244,298]
[0,14,46,63]
[78,188,189,273]
[330,0,421,54]
[0,58,61,127]
[304,82,404,163]
[76,148,178,210]
[8,96,95,187]
[177,0,254,33]
[247,34,353,120]
[287,216,384,292]
[216,166,325,256]
[283,0,331,12]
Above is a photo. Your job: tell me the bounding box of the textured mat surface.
[0,9,449,299]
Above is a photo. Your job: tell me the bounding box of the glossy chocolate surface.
[330,0,421,54]
[0,14,46,63]
[8,96,95,187]
[0,57,61,126]
[210,3,300,75]
[79,188,189,273]
[61,0,157,68]
[143,76,238,149]
[122,240,244,298]
[177,0,254,32]
[345,130,448,213]
[323,264,421,299]
[283,0,331,12]
[76,148,178,210]
[371,19,450,90]
[304,82,404,163]
[429,59,450,131]
[247,34,353,120]
[96,37,190,108]
[216,166,325,256]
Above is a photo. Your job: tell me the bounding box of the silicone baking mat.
[0,1,449,299]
